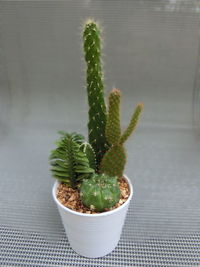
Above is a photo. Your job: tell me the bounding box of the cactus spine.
[80,173,120,212]
[100,89,143,178]
[83,20,108,168]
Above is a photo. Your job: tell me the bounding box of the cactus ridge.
[100,90,143,178]
[83,20,108,168]
[80,173,120,212]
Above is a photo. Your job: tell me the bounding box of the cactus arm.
[119,103,143,144]
[83,20,108,167]
[105,89,121,145]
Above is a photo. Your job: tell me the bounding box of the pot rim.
[52,174,133,218]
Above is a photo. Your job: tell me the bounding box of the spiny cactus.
[80,173,120,212]
[83,19,108,168]
[49,132,95,189]
[105,88,121,144]
[100,89,143,177]
[100,144,126,178]
[80,142,97,171]
[119,104,144,144]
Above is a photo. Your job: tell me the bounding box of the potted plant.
[50,19,143,258]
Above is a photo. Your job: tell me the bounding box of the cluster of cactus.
[49,19,143,212]
[80,173,120,212]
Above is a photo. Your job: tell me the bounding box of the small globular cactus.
[100,89,143,178]
[80,173,120,212]
[83,19,108,169]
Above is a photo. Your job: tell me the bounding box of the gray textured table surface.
[0,1,200,266]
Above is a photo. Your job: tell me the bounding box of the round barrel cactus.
[80,174,120,212]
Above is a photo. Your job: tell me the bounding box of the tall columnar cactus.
[83,19,108,168]
[80,173,120,212]
[100,89,143,178]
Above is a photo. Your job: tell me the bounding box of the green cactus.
[80,173,120,212]
[83,19,108,168]
[119,104,144,144]
[105,89,121,145]
[49,132,95,189]
[80,142,97,171]
[100,89,143,177]
[49,20,144,213]
[100,144,126,178]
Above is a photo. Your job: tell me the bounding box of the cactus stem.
[83,20,109,167]
[99,87,143,178]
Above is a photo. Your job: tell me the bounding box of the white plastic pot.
[52,175,133,258]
